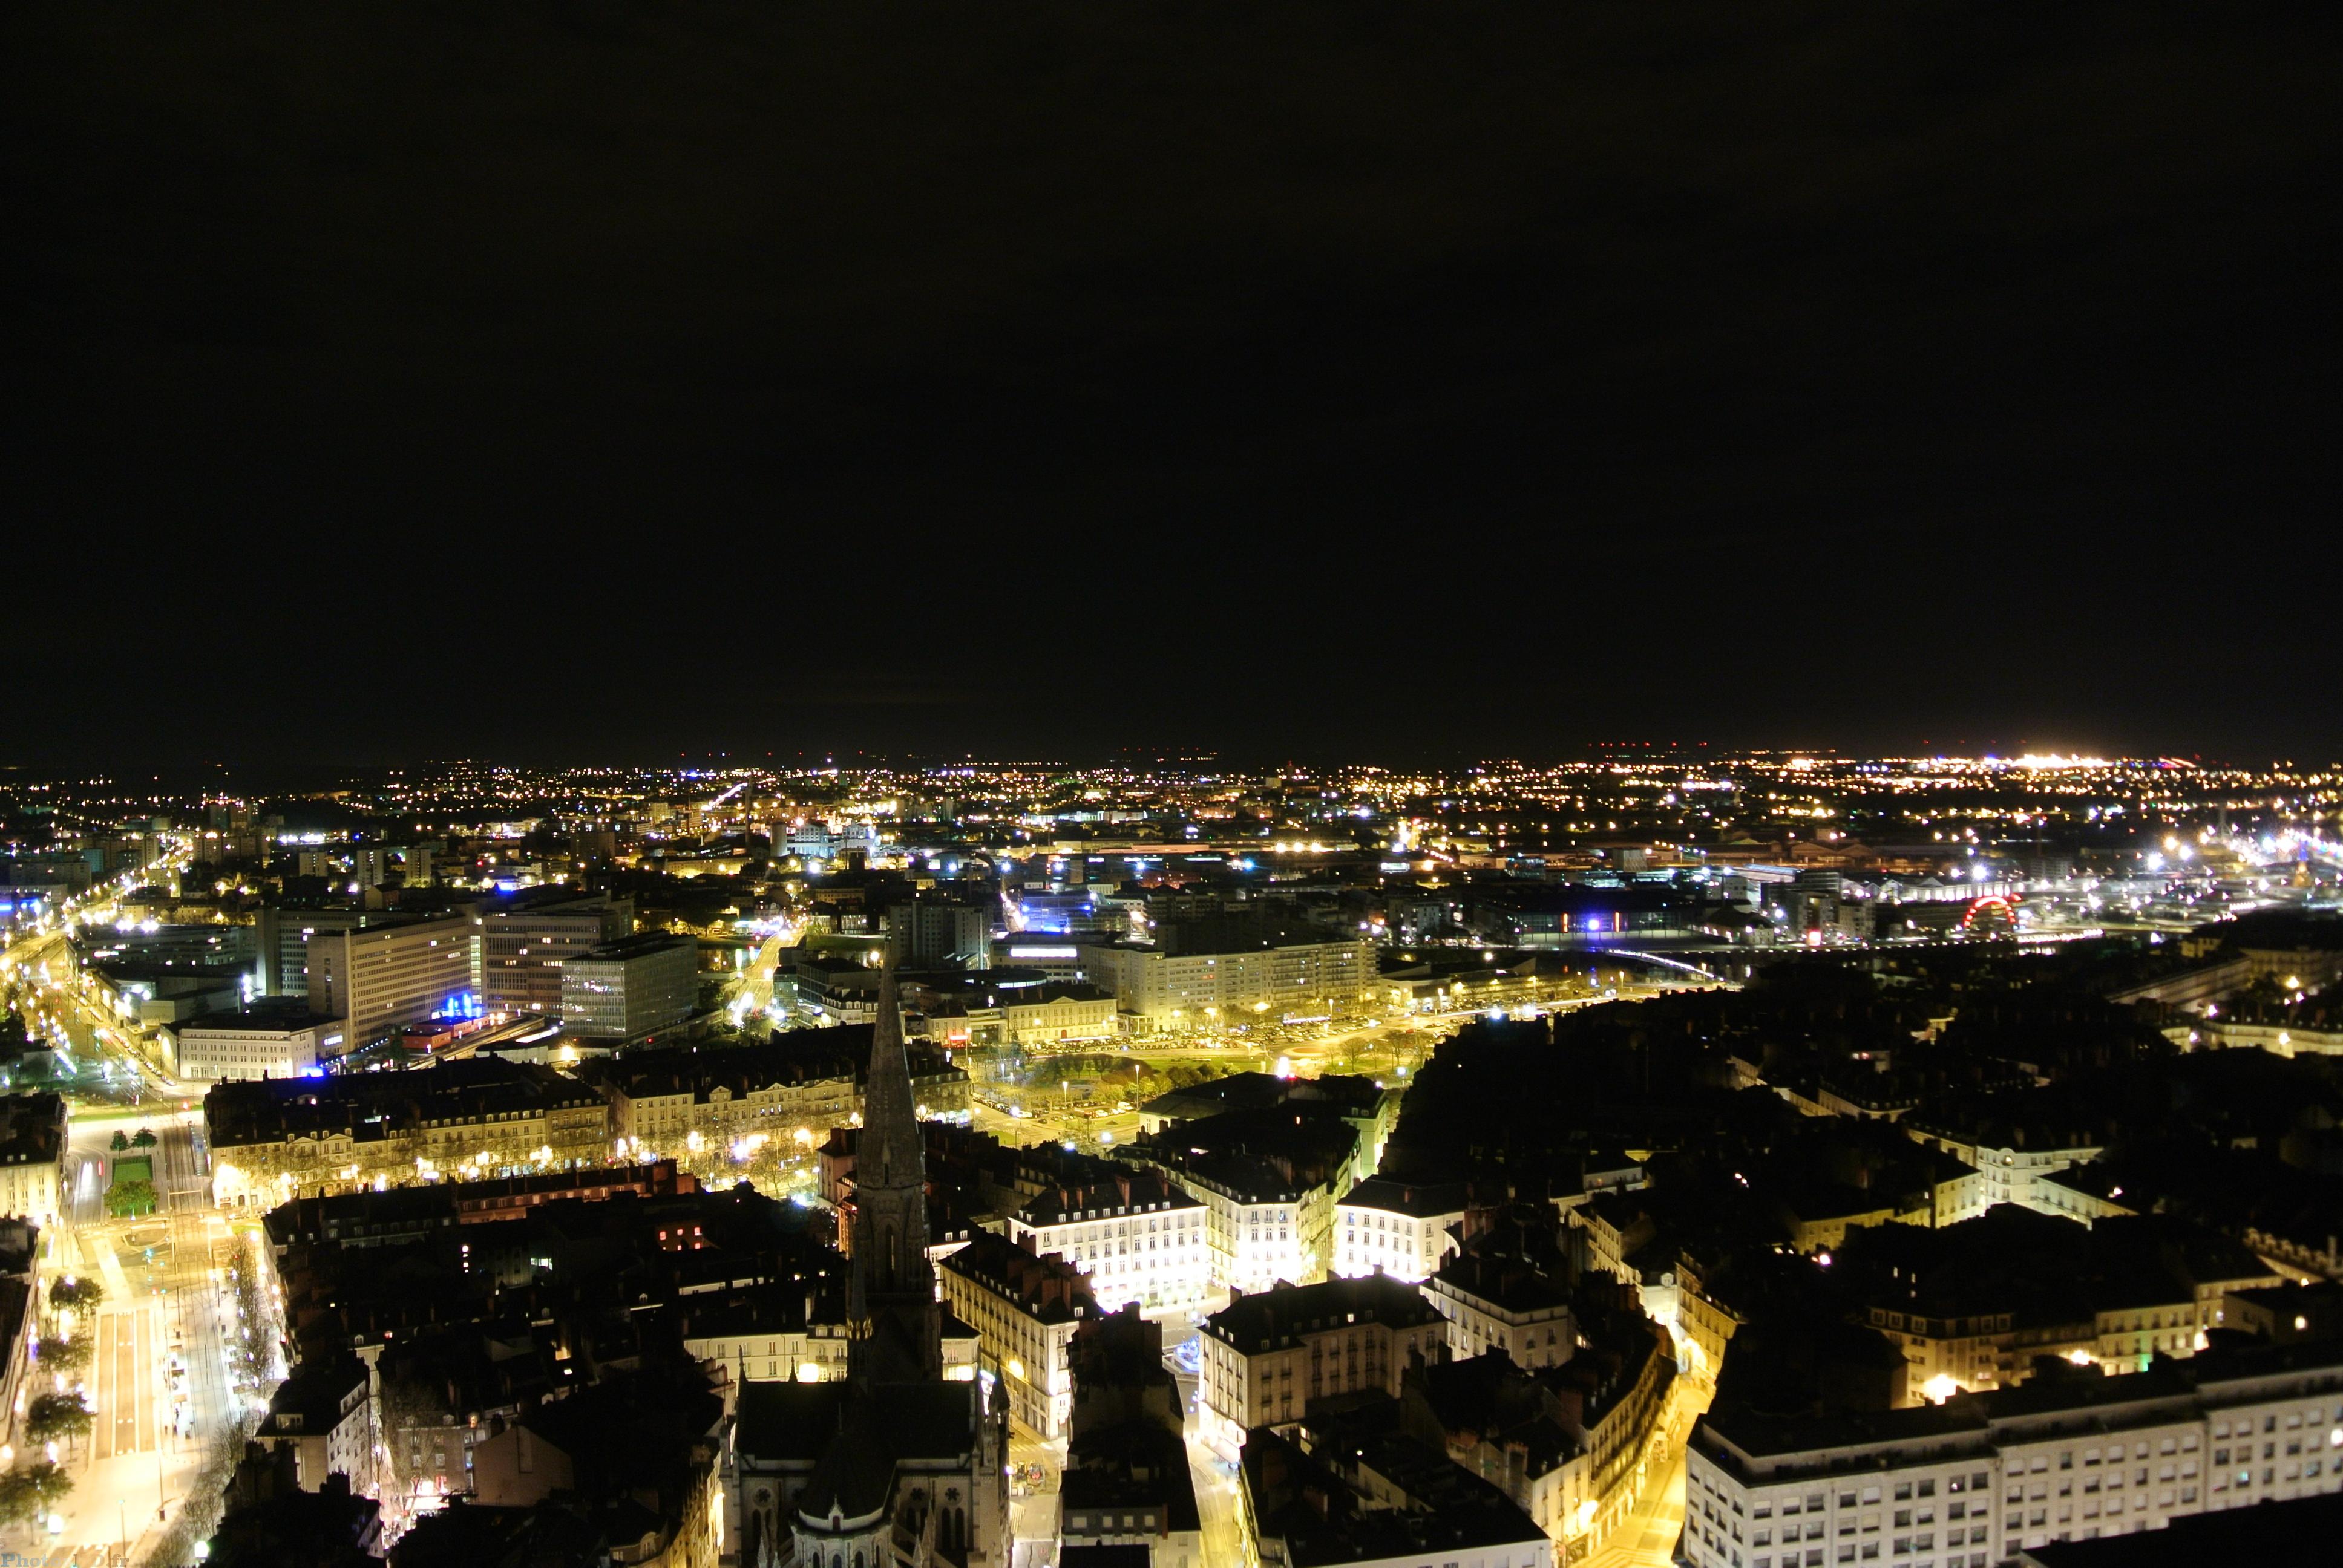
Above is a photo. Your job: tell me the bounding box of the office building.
[889,894,992,969]
[169,1007,344,1083]
[560,932,698,1042]
[472,893,633,1016]
[1077,933,1376,1032]
[304,913,473,1050]
[255,907,369,998]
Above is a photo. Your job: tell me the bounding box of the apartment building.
[559,932,699,1042]
[1002,1167,1209,1315]
[1332,1177,1467,1283]
[255,1355,376,1496]
[1839,1209,2285,1402]
[1404,1287,1679,1560]
[1173,1152,1337,1295]
[206,1059,611,1206]
[1431,1251,1578,1370]
[1684,1338,2343,1568]
[0,1094,66,1227]
[1198,1272,1448,1457]
[1902,1122,2104,1216]
[939,1232,1097,1438]
[589,1039,856,1160]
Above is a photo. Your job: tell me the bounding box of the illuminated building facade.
[1685,1340,2343,1568]
[938,1232,1095,1437]
[1196,1272,1447,1458]
[0,1094,67,1227]
[1003,1169,1208,1315]
[304,913,473,1050]
[472,893,632,1015]
[1076,934,1375,1031]
[559,931,698,1041]
[169,1006,344,1083]
[206,1059,611,1206]
[1332,1177,1467,1284]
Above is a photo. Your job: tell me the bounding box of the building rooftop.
[204,1057,601,1147]
[1338,1176,1469,1218]
[1204,1272,1442,1354]
[178,1004,343,1034]
[2019,1487,2343,1566]
[939,1231,1096,1324]
[0,1093,65,1169]
[572,930,693,963]
[1015,1167,1201,1229]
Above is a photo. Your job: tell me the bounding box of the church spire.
[845,961,942,1385]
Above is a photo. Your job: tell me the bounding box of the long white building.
[1685,1339,2343,1568]
[168,1007,344,1083]
[1076,935,1375,1031]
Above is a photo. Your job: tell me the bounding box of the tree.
[46,1277,102,1313]
[131,1126,157,1149]
[0,1462,71,1528]
[34,1335,90,1373]
[108,1129,129,1152]
[24,1393,91,1448]
[103,1178,157,1218]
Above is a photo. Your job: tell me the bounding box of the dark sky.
[7,2,2339,768]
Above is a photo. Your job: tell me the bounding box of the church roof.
[738,1379,980,1472]
[783,1381,983,1521]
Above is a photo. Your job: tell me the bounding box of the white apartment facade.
[1332,1178,1466,1284]
[0,1092,67,1228]
[1902,1125,2103,1215]
[1198,1273,1448,1458]
[1172,1158,1336,1295]
[1003,1173,1210,1315]
[1429,1257,1576,1370]
[1686,1342,2343,1568]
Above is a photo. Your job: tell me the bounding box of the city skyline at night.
[6,2,2340,1564]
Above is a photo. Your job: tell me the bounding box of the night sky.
[7,2,2339,767]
